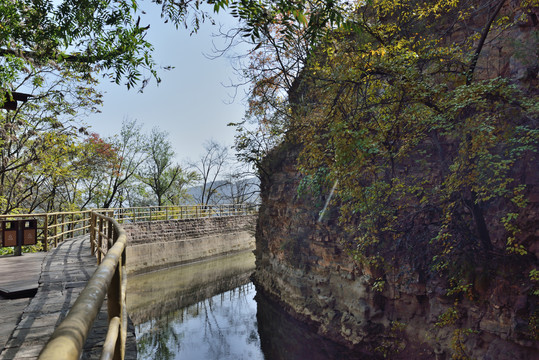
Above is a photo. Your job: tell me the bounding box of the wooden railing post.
[43,214,49,252]
[107,218,113,248]
[90,212,96,256]
[53,214,58,248]
[86,211,90,235]
[120,251,127,360]
[70,213,74,239]
[107,265,121,359]
[105,216,121,359]
[98,217,103,265]
[60,213,65,243]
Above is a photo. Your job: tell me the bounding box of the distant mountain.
[185,177,260,205]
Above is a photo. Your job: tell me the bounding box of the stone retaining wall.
[123,215,256,275]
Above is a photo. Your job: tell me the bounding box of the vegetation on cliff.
[236,0,539,355]
[0,0,537,356]
[293,0,538,288]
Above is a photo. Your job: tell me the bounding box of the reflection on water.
[128,251,373,360]
[136,283,262,360]
[127,251,256,325]
[255,292,372,360]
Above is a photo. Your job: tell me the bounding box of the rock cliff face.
[252,3,538,359]
[252,139,538,359]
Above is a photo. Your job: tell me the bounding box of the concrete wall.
[127,251,255,325]
[123,215,256,275]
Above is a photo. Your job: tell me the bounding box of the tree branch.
[466,0,506,85]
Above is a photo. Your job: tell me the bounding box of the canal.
[127,251,369,360]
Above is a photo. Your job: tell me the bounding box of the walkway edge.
[0,236,136,360]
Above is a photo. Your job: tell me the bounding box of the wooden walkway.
[0,253,46,354]
[0,236,136,359]
[0,252,46,298]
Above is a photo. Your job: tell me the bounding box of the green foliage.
[435,304,460,328]
[0,73,103,213]
[0,0,175,91]
[372,278,386,293]
[374,321,407,358]
[0,241,43,256]
[137,127,189,207]
[285,0,538,292]
[220,0,346,44]
[450,328,478,360]
[297,167,330,206]
[530,269,539,297]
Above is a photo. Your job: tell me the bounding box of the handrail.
[0,204,259,253]
[33,203,259,359]
[38,212,127,360]
[0,211,91,251]
[98,203,259,223]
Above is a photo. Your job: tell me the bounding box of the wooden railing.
[107,203,258,223]
[26,203,258,360]
[0,211,91,252]
[39,212,127,360]
[0,204,259,254]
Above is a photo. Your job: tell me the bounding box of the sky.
[84,4,249,165]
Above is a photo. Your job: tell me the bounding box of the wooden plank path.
[0,253,47,352]
[0,253,46,298]
[0,236,137,359]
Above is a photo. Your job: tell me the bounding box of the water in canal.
[127,251,369,360]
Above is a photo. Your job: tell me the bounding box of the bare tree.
[100,119,147,208]
[164,170,199,205]
[138,128,182,206]
[189,140,229,205]
[221,163,260,205]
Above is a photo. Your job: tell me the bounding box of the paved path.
[0,236,136,359]
[0,252,46,351]
[0,252,46,298]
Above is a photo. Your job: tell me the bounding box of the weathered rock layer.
[252,141,538,359]
[253,3,538,359]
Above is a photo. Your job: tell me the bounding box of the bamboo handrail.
[38,212,127,360]
[31,203,258,359]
